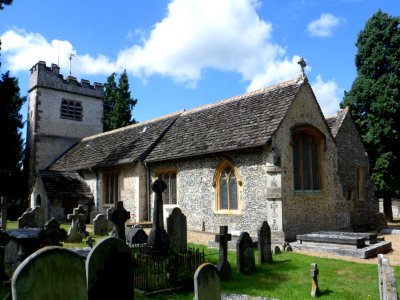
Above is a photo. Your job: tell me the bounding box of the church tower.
[26,61,104,188]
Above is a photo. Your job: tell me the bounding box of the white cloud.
[1,0,303,89]
[307,13,342,37]
[1,28,115,76]
[311,75,342,116]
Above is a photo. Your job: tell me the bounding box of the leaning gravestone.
[12,247,86,300]
[86,237,134,300]
[194,263,221,300]
[93,214,109,236]
[236,232,256,274]
[110,201,130,241]
[167,207,187,252]
[257,221,273,264]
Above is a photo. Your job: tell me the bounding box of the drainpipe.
[144,162,151,222]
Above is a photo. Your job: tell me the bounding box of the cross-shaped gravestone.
[215,225,231,280]
[66,207,84,243]
[146,177,169,256]
[110,201,130,241]
[310,263,320,297]
[86,237,95,248]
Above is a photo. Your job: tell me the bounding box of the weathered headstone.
[215,226,231,280]
[76,204,88,237]
[86,237,134,300]
[0,231,10,282]
[146,177,169,256]
[285,244,293,252]
[17,206,44,229]
[257,221,272,264]
[378,254,398,300]
[167,207,187,252]
[86,237,95,248]
[90,210,100,225]
[66,206,84,243]
[12,247,86,300]
[194,263,221,300]
[110,201,130,241]
[310,263,320,297]
[38,218,67,246]
[236,232,256,274]
[126,227,148,247]
[273,246,281,254]
[93,214,109,235]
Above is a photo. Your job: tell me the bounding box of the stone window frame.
[291,124,325,192]
[103,170,119,207]
[154,169,178,205]
[60,99,83,121]
[213,159,243,214]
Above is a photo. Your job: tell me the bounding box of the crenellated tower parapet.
[29,61,103,99]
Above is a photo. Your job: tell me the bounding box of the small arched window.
[213,160,242,211]
[292,126,324,191]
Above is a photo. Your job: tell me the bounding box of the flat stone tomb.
[295,231,391,259]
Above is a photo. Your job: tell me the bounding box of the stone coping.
[296,233,366,248]
[6,228,42,239]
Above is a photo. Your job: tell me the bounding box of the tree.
[103,70,137,131]
[0,72,26,197]
[0,0,13,10]
[341,10,400,221]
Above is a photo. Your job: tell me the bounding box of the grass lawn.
[3,221,398,299]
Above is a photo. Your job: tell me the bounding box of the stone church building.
[27,61,378,242]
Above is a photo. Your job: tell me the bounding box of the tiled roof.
[39,171,93,200]
[48,112,181,171]
[145,77,305,162]
[325,108,349,137]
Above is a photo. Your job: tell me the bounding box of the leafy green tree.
[0,0,13,10]
[341,10,400,221]
[0,72,26,197]
[103,70,137,131]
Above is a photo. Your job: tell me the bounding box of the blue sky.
[1,0,398,131]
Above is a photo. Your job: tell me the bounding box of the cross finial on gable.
[297,57,307,77]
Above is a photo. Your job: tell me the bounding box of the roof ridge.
[81,110,184,142]
[182,76,304,116]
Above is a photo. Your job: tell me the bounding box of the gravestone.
[146,177,169,256]
[86,237,134,300]
[38,218,67,246]
[93,214,109,235]
[378,254,398,300]
[65,206,84,243]
[236,232,256,274]
[110,201,130,241]
[126,227,148,247]
[194,263,221,300]
[12,247,86,300]
[90,210,100,225]
[167,207,187,252]
[310,263,320,297]
[257,221,272,264]
[0,231,10,282]
[76,204,88,237]
[86,237,95,248]
[17,206,44,229]
[215,226,231,280]
[273,246,281,254]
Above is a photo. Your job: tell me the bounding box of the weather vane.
[68,52,76,76]
[297,57,307,77]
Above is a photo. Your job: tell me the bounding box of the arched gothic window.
[292,126,324,191]
[213,160,242,211]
